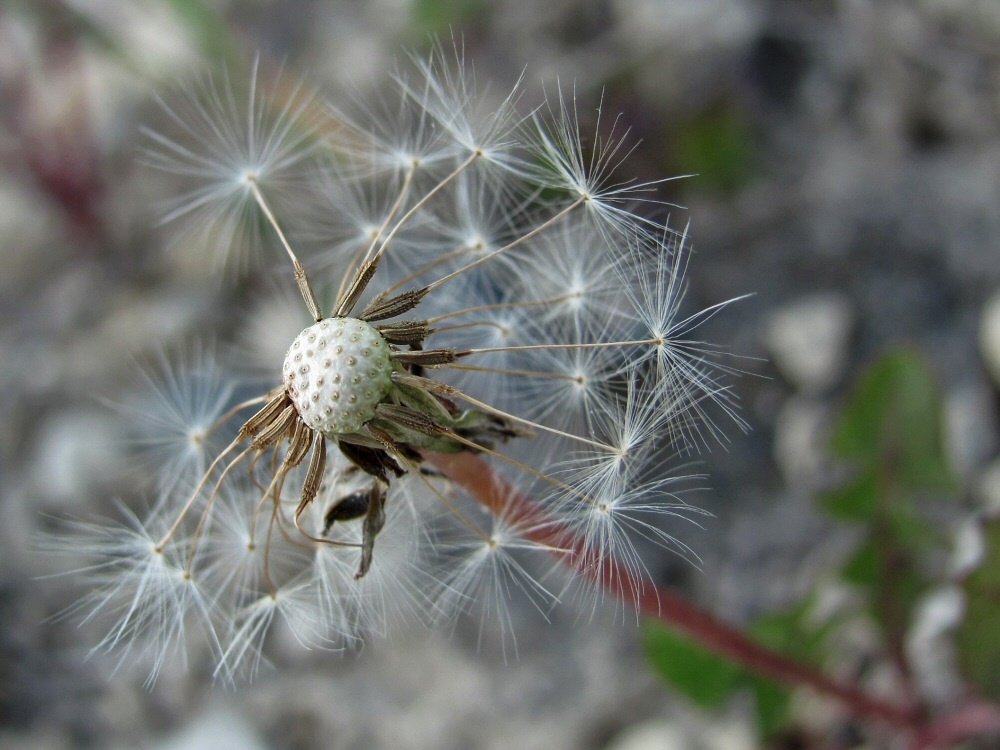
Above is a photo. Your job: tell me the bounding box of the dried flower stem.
[247,177,322,321]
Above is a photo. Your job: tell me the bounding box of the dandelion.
[59,46,745,680]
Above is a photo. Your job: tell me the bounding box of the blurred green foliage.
[643,347,1000,736]
[670,104,755,194]
[8,0,237,72]
[410,0,491,37]
[956,520,1000,699]
[823,348,953,651]
[828,348,952,492]
[643,597,832,735]
[162,0,237,63]
[643,623,744,710]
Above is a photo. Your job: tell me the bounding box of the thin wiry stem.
[434,430,593,505]
[425,293,580,324]
[333,159,428,318]
[354,163,417,272]
[154,436,246,551]
[443,363,582,383]
[367,151,480,271]
[204,394,271,438]
[425,197,585,293]
[246,177,322,320]
[290,506,363,549]
[393,372,617,453]
[385,448,492,544]
[184,444,256,574]
[262,475,285,597]
[377,242,475,299]
[432,320,510,334]
[458,338,661,356]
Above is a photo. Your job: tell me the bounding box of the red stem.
[429,451,920,730]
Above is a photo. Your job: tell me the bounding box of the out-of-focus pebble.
[766,293,854,394]
[155,707,267,750]
[773,397,829,488]
[979,290,1000,388]
[29,409,122,508]
[945,382,999,478]
[606,720,687,750]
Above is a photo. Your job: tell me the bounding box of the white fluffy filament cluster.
[54,47,746,682]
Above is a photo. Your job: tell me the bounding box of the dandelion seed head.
[51,44,748,682]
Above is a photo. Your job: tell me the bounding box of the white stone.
[773,397,829,488]
[951,517,986,576]
[155,707,267,750]
[605,720,687,750]
[979,289,1000,388]
[973,458,1000,517]
[906,586,966,703]
[766,293,854,393]
[944,382,999,477]
[30,409,121,506]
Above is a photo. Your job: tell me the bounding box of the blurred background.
[1,0,999,748]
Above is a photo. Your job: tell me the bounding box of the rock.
[765,293,854,394]
[155,707,267,750]
[973,458,1000,517]
[773,397,829,488]
[28,409,123,510]
[607,712,756,750]
[606,720,687,750]
[979,289,1000,389]
[944,381,999,478]
[906,586,965,705]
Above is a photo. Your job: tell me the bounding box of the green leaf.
[956,521,1000,699]
[841,538,879,587]
[163,0,237,62]
[823,349,957,648]
[748,599,845,733]
[642,621,744,708]
[749,601,829,664]
[821,468,878,521]
[841,529,929,642]
[644,608,837,738]
[748,676,792,735]
[889,508,939,552]
[411,0,491,34]
[672,104,755,194]
[830,349,952,492]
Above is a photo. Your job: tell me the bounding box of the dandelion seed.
[45,504,220,685]
[528,85,687,243]
[56,47,746,680]
[617,228,752,451]
[560,474,709,617]
[112,347,236,499]
[399,38,529,173]
[431,486,561,660]
[143,57,323,274]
